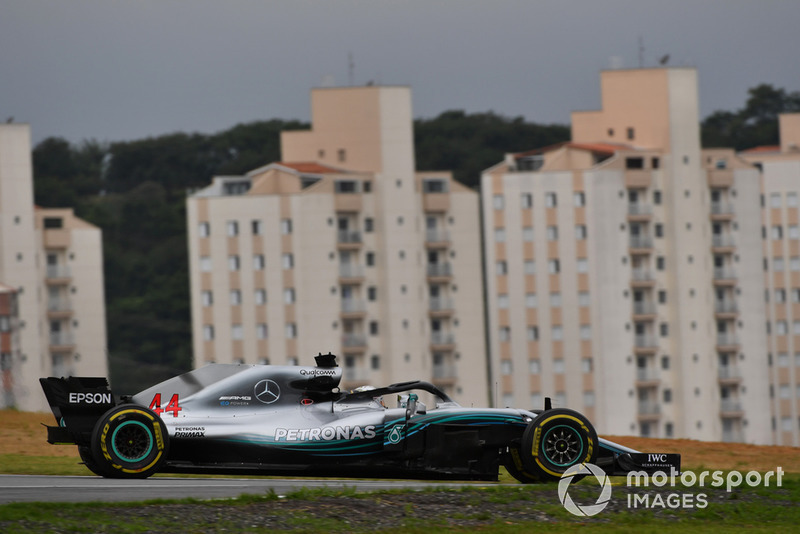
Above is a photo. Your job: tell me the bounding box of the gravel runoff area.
[3,482,794,533]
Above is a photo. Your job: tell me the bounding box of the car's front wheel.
[90,405,169,479]
[514,408,598,482]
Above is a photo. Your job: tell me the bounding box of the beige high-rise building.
[186,86,488,407]
[740,112,800,445]
[0,123,108,411]
[481,68,773,444]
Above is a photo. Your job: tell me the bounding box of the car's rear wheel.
[516,408,597,482]
[90,405,169,479]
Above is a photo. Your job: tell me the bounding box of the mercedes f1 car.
[40,353,680,482]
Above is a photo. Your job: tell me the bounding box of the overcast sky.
[2,0,799,146]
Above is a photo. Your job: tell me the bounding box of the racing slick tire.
[503,447,541,484]
[78,445,113,477]
[90,405,169,479]
[517,408,598,482]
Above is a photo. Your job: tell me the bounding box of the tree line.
[31,84,798,393]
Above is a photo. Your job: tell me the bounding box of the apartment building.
[186,86,488,407]
[740,112,800,445]
[0,123,108,412]
[481,68,772,444]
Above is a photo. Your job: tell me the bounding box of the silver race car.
[40,353,680,481]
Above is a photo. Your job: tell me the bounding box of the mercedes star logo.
[254,379,280,404]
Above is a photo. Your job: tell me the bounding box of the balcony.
[720,399,744,416]
[629,236,654,252]
[425,229,451,248]
[634,335,658,353]
[49,331,75,349]
[45,264,71,284]
[338,264,365,282]
[716,333,740,350]
[711,235,736,251]
[429,296,454,317]
[721,430,745,443]
[342,367,370,383]
[632,301,656,318]
[341,333,367,353]
[430,331,455,349]
[340,299,367,317]
[718,366,742,383]
[432,363,458,386]
[427,262,453,280]
[47,298,73,319]
[337,230,362,250]
[713,268,737,285]
[714,300,739,316]
[627,203,653,221]
[630,269,656,287]
[637,401,661,419]
[710,202,735,220]
[636,367,660,384]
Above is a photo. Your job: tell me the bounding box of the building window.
[368,286,377,301]
[252,220,263,235]
[497,261,508,276]
[548,259,560,274]
[550,292,562,307]
[282,253,294,269]
[284,288,295,304]
[281,219,293,235]
[577,259,589,273]
[227,221,239,237]
[627,127,635,140]
[625,157,644,169]
[525,293,537,308]
[775,320,788,335]
[656,256,665,271]
[524,260,536,275]
[655,224,664,238]
[338,149,346,162]
[501,360,513,375]
[498,294,509,309]
[198,222,210,237]
[201,290,213,307]
[202,325,214,341]
[653,190,662,204]
[256,323,268,339]
[527,326,539,341]
[229,289,242,306]
[228,255,240,271]
[660,323,669,337]
[493,194,504,210]
[495,228,506,242]
[529,360,541,374]
[200,257,212,272]
[575,225,587,240]
[578,291,590,307]
[521,193,533,209]
[582,358,593,373]
[546,226,558,241]
[523,226,534,241]
[364,218,374,233]
[770,193,781,208]
[545,192,557,207]
[253,254,265,270]
[371,355,380,370]
[231,324,243,340]
[286,323,297,338]
[772,226,783,240]
[583,391,595,407]
[553,359,565,373]
[580,325,591,340]
[499,327,510,342]
[552,325,564,340]
[790,226,800,240]
[369,321,379,336]
[774,257,784,271]
[574,192,586,207]
[776,289,786,302]
[366,252,375,266]
[788,192,798,207]
[254,289,266,305]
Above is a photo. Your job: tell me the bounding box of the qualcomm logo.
[558,463,613,517]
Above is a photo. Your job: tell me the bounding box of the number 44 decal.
[149,393,182,417]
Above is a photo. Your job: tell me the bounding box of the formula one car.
[40,353,680,482]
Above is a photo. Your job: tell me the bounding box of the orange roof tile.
[740,145,780,154]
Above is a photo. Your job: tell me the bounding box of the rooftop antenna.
[348,52,354,86]
[638,36,644,68]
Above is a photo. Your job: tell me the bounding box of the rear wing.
[39,377,117,445]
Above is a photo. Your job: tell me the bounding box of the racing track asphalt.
[0,475,506,504]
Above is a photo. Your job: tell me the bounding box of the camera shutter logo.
[558,462,612,517]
